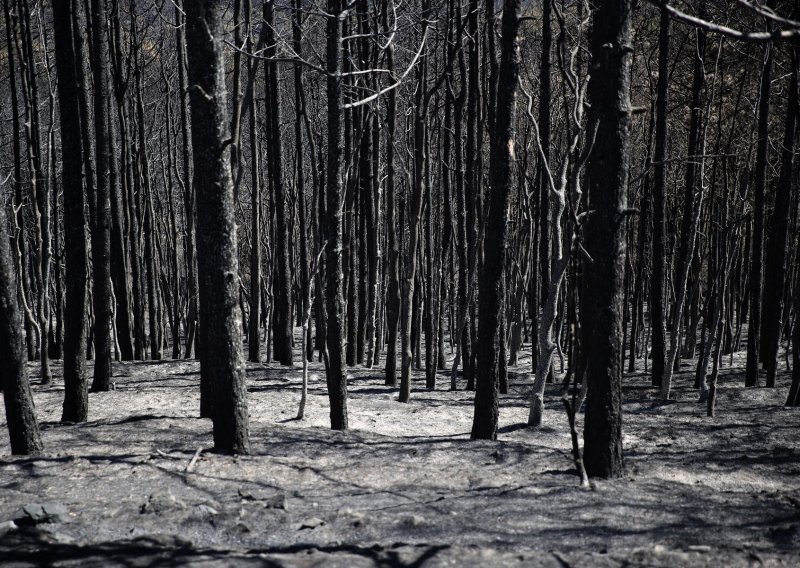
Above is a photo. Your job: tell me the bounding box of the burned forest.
[1,0,800,565]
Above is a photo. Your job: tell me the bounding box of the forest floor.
[1,344,799,567]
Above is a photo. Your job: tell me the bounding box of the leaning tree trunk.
[185,0,251,454]
[53,0,89,423]
[471,0,522,440]
[1,203,43,455]
[581,0,633,479]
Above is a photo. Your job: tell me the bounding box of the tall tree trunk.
[17,0,52,383]
[324,0,349,429]
[185,0,251,453]
[399,5,430,402]
[538,0,552,326]
[264,0,294,366]
[471,0,522,440]
[53,0,89,423]
[581,0,633,479]
[461,0,479,389]
[89,0,114,391]
[746,44,773,388]
[661,17,707,399]
[248,0,263,363]
[650,0,670,388]
[175,0,198,361]
[762,44,797,388]
[383,0,401,386]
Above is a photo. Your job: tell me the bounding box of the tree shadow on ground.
[0,527,450,568]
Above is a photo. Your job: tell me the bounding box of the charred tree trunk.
[650,0,669,388]
[661,17,706,399]
[53,0,89,423]
[746,44,773,388]
[383,0,401,387]
[762,44,797,388]
[471,0,522,440]
[89,0,114,391]
[185,0,251,453]
[264,0,294,366]
[324,0,349,429]
[1,203,43,455]
[581,0,632,479]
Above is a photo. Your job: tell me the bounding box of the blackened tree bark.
[175,0,198,360]
[650,0,670,388]
[746,44,773,388]
[53,0,89,423]
[185,0,251,453]
[324,0,349,429]
[292,0,312,362]
[264,0,294,366]
[133,38,161,361]
[661,15,706,399]
[471,0,522,440]
[581,0,632,479]
[538,0,552,321]
[762,44,797,388]
[16,0,52,383]
[1,203,43,455]
[400,14,429,403]
[383,0,401,387]
[89,0,113,391]
[787,244,800,406]
[248,0,263,363]
[460,0,479,389]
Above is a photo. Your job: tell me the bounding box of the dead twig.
[185,447,204,473]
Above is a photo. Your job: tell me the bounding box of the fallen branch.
[185,447,203,473]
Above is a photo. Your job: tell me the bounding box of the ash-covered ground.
[1,346,799,567]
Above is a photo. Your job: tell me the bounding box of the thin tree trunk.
[746,44,773,389]
[650,0,670,388]
[324,0,349,429]
[89,0,114,391]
